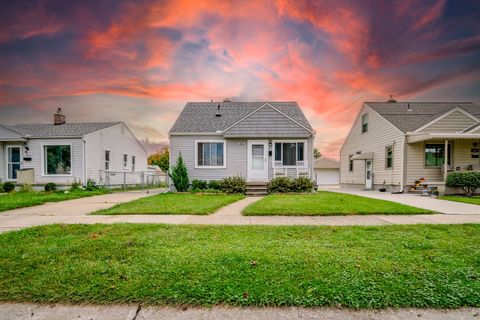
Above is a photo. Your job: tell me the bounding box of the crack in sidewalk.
[132,304,142,320]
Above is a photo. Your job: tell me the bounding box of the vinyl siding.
[223,105,312,138]
[0,142,4,181]
[340,104,404,189]
[420,111,477,133]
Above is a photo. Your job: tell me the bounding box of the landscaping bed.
[94,193,245,215]
[0,223,479,308]
[0,189,109,212]
[243,191,432,216]
[439,195,480,205]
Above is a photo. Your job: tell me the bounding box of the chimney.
[387,94,397,103]
[54,108,66,125]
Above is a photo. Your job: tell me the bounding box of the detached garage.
[314,157,340,185]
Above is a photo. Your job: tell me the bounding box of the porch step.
[246,182,268,196]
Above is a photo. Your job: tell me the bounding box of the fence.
[99,170,168,190]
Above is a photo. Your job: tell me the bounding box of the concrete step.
[246,191,268,196]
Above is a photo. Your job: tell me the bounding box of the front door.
[247,140,268,181]
[7,146,21,180]
[365,160,373,189]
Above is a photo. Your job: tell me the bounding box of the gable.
[223,104,312,138]
[418,110,478,133]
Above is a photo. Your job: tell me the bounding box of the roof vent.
[387,95,397,103]
[216,104,221,117]
[407,103,412,111]
[223,98,231,102]
[54,108,66,125]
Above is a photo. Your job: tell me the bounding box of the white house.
[314,156,340,185]
[0,108,148,187]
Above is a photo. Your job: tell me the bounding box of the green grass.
[243,191,432,216]
[94,193,245,215]
[440,195,480,205]
[1,224,480,308]
[0,190,110,212]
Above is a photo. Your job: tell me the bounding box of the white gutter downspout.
[82,139,87,186]
[398,134,406,193]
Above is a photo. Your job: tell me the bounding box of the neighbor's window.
[123,154,128,168]
[44,145,71,175]
[425,144,451,167]
[105,150,110,171]
[197,142,224,167]
[349,155,354,172]
[385,146,393,169]
[131,155,136,171]
[274,142,305,166]
[361,113,368,133]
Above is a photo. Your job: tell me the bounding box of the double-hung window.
[425,144,451,167]
[105,150,110,171]
[131,156,136,171]
[385,146,393,169]
[44,145,71,175]
[123,154,128,169]
[196,141,225,167]
[274,142,305,166]
[361,114,368,133]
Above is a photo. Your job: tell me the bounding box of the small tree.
[148,147,169,173]
[446,171,480,196]
[314,148,321,159]
[169,153,189,192]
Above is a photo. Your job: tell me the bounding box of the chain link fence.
[99,170,168,190]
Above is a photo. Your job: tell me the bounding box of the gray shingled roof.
[7,122,121,137]
[169,102,313,134]
[366,102,480,132]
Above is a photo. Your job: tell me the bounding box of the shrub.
[85,179,99,191]
[208,180,221,190]
[169,154,189,192]
[70,181,82,192]
[267,177,293,193]
[19,184,34,193]
[3,182,15,193]
[292,176,314,193]
[446,171,480,196]
[0,182,3,193]
[44,182,57,192]
[220,176,246,194]
[191,179,208,190]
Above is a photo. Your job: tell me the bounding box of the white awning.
[407,133,480,143]
[351,152,374,160]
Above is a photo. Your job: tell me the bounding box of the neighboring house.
[314,156,340,185]
[340,101,480,194]
[0,108,148,187]
[169,101,315,185]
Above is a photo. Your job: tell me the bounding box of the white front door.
[365,160,373,189]
[6,146,21,180]
[247,140,268,181]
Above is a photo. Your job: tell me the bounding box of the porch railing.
[273,161,310,179]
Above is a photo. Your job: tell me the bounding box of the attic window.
[361,114,368,133]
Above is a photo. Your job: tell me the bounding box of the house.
[0,108,148,187]
[314,156,340,185]
[340,101,480,194]
[169,101,315,187]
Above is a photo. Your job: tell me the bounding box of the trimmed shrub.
[446,171,480,196]
[191,179,208,190]
[220,176,246,194]
[208,180,221,190]
[19,184,34,193]
[85,179,99,191]
[70,181,82,192]
[3,181,15,193]
[292,176,314,193]
[44,182,57,192]
[267,177,293,193]
[169,154,189,192]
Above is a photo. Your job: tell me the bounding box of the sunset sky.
[1,0,479,158]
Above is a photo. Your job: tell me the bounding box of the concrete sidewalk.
[1,303,479,320]
[320,186,480,215]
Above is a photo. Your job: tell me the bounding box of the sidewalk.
[1,303,479,320]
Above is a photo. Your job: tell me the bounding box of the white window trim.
[123,154,128,170]
[131,155,136,172]
[361,113,368,133]
[5,145,23,181]
[194,139,227,169]
[104,150,110,171]
[272,140,307,168]
[41,142,73,177]
[385,145,394,170]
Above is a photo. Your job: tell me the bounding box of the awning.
[351,152,373,160]
[407,133,480,143]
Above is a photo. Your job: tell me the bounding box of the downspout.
[398,134,407,193]
[82,139,87,186]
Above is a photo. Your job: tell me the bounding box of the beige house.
[340,101,480,194]
[314,157,340,185]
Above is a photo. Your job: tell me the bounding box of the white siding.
[0,142,4,181]
[340,104,404,190]
[420,111,477,133]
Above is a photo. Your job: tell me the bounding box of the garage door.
[315,169,339,185]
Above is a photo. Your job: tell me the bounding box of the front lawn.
[243,191,431,216]
[0,190,109,212]
[439,195,480,205]
[94,193,245,215]
[1,224,479,308]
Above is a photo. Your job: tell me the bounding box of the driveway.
[319,186,480,215]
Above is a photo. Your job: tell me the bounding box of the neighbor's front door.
[365,160,373,189]
[7,146,21,180]
[247,140,268,181]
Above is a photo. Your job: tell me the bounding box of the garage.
[314,157,340,185]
